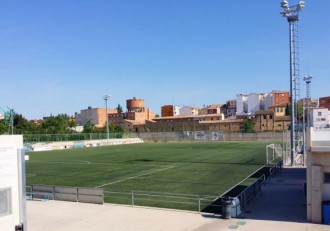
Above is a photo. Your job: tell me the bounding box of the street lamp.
[280,0,305,166]
[103,94,111,144]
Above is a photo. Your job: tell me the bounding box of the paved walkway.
[27,166,329,231]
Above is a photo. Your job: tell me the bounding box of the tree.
[285,104,290,116]
[68,117,78,133]
[41,114,70,134]
[285,103,303,123]
[83,120,95,133]
[116,104,123,114]
[13,114,40,134]
[0,119,7,134]
[242,119,256,133]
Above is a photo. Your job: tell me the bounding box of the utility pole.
[103,94,111,145]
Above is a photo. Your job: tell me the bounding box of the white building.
[236,94,248,115]
[178,106,198,116]
[308,108,330,129]
[173,106,181,116]
[236,91,288,116]
[237,93,267,116]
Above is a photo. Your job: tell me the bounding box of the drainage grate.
[228,225,239,229]
[237,221,247,226]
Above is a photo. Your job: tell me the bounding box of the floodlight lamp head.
[103,94,112,100]
[298,1,305,10]
[281,0,288,8]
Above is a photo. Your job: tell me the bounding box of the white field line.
[26,174,36,177]
[95,165,175,188]
[29,161,160,167]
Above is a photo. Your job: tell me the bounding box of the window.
[263,115,267,119]
[318,112,322,116]
[270,115,273,119]
[325,172,330,184]
[0,188,11,217]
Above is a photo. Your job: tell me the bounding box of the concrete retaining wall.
[30,138,144,152]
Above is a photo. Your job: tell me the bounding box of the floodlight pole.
[280,0,305,166]
[103,94,111,145]
[303,75,313,128]
[303,75,313,166]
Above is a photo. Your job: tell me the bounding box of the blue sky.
[0,0,329,119]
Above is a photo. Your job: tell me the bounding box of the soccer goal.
[266,144,283,164]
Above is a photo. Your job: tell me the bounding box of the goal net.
[266,144,284,164]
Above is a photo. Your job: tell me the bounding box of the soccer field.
[26,141,268,197]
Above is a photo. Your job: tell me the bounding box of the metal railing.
[28,185,104,204]
[235,174,266,212]
[104,190,220,213]
[269,159,283,177]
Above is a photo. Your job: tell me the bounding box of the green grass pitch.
[26,141,268,198]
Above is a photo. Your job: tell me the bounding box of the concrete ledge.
[30,138,144,152]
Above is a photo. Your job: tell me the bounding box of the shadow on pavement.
[241,167,307,223]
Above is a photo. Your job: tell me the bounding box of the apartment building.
[226,100,237,118]
[308,108,330,129]
[236,91,289,116]
[76,107,117,127]
[161,105,180,117]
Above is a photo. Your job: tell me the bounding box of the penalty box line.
[95,165,175,188]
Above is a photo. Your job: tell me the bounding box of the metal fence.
[29,185,104,204]
[103,190,220,213]
[25,161,282,216]
[139,131,285,142]
[235,158,283,212]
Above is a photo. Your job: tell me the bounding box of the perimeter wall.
[138,131,285,142]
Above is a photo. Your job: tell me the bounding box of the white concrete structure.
[308,108,330,129]
[306,128,330,223]
[0,135,26,231]
[173,106,181,116]
[236,94,248,115]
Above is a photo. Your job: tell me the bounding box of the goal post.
[266,144,283,164]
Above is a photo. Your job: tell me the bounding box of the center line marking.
[95,166,175,188]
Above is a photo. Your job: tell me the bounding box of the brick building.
[109,97,155,129]
[319,96,330,110]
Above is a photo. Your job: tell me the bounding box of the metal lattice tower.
[0,107,14,134]
[280,0,305,166]
[294,77,301,122]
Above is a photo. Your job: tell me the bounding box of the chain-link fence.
[23,132,139,143]
[138,131,285,142]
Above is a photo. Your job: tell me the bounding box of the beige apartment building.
[76,107,117,127]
